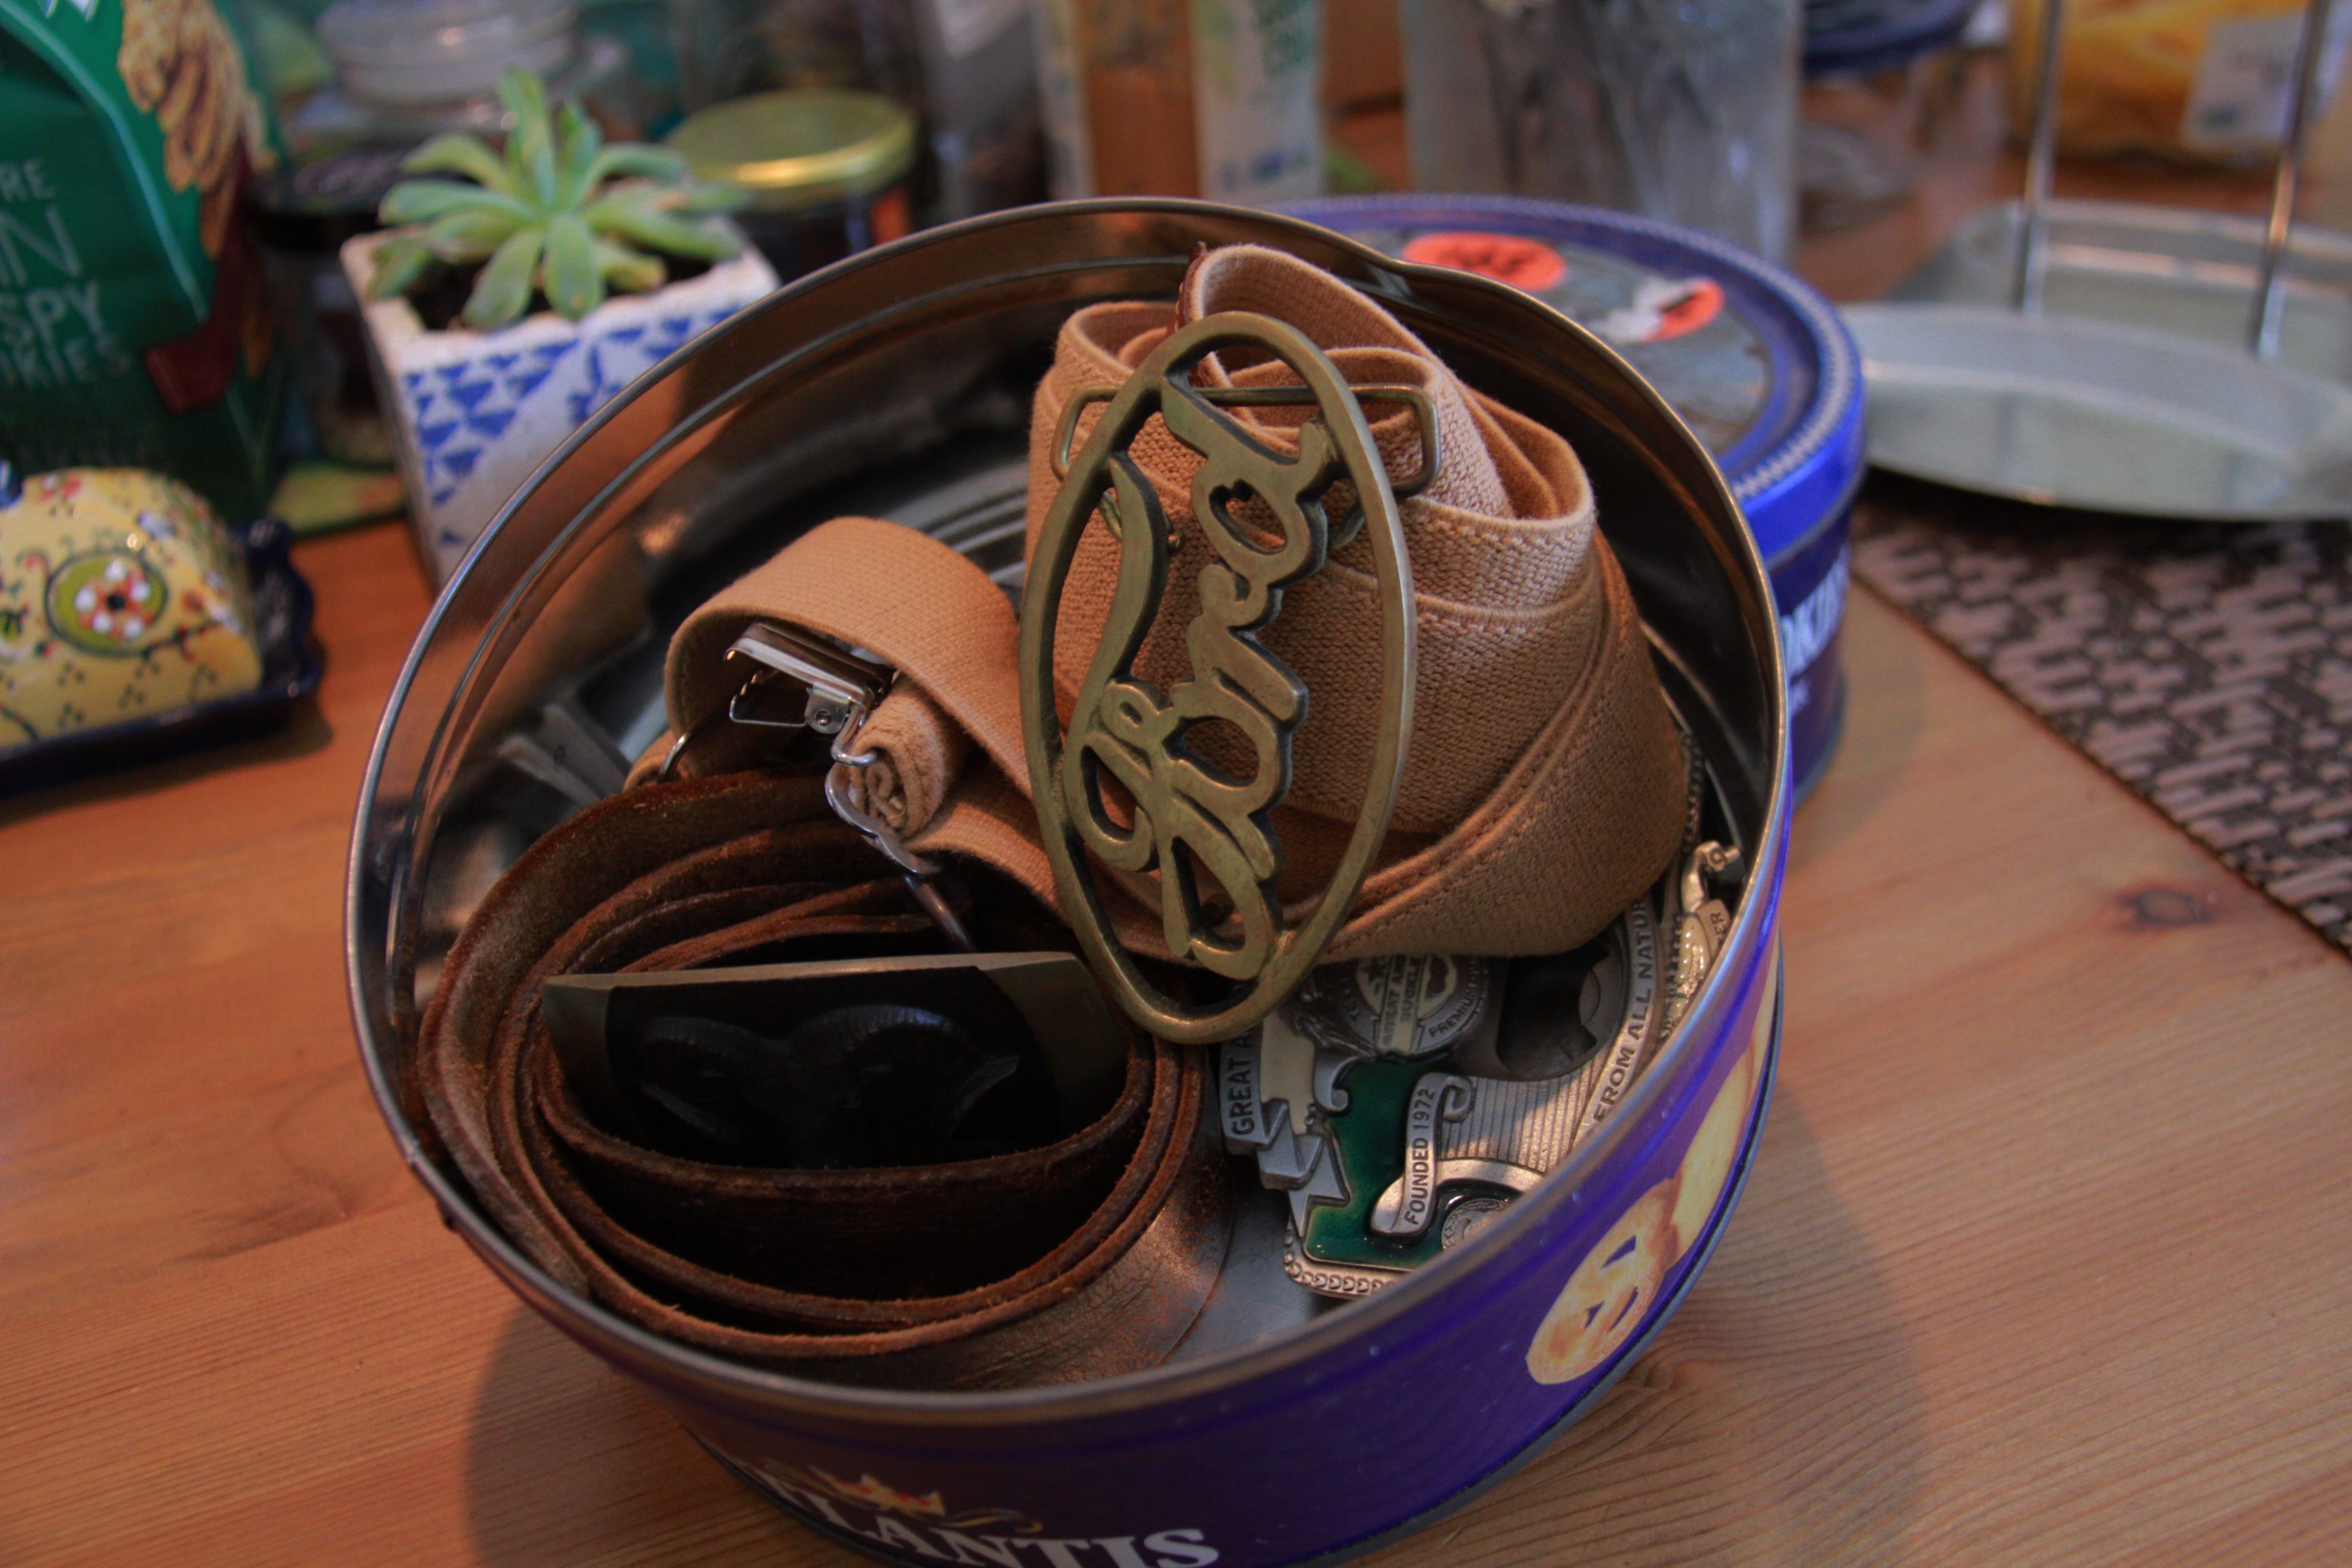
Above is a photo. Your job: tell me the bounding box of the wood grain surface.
[5,61,2351,1563]
[6,539,2347,1567]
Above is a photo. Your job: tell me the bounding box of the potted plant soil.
[342,69,778,581]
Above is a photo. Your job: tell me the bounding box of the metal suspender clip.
[657,621,974,949]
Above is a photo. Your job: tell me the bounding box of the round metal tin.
[346,199,1790,1568]
[1282,194,1862,798]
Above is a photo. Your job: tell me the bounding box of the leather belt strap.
[642,244,1690,963]
[417,770,1230,1389]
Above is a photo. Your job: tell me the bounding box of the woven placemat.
[1851,479,2352,956]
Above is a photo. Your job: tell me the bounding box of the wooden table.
[7,62,2351,1567]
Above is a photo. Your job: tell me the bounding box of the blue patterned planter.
[343,230,778,583]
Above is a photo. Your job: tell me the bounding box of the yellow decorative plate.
[0,468,318,790]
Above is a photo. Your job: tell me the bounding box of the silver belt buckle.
[722,623,894,737]
[659,622,968,947]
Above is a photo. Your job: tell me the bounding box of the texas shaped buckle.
[1020,310,1426,1044]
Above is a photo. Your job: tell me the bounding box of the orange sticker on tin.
[872,188,911,246]
[1593,276,1725,346]
[1401,231,1569,293]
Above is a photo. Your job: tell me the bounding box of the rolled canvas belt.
[649,244,1690,965]
[418,245,1688,1384]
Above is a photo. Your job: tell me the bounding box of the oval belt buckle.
[1021,310,1426,1045]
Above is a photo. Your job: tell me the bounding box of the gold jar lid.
[666,91,917,210]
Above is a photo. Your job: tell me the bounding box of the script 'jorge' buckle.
[1021,310,1428,1045]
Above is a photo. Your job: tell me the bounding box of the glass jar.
[248,142,410,466]
[668,0,1042,220]
[285,0,638,150]
[668,91,917,280]
[1032,0,1323,203]
[1401,0,1801,260]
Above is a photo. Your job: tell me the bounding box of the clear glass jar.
[1032,0,1323,203]
[285,0,638,148]
[1401,0,1801,260]
[668,0,1043,220]
[256,0,638,466]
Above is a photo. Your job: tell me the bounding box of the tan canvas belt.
[644,244,1690,963]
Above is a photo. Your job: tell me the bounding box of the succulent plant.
[368,69,743,333]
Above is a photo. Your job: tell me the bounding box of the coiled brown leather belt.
[417,770,1232,1389]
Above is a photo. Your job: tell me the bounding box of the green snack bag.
[0,0,285,518]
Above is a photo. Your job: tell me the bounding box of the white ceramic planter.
[343,229,779,583]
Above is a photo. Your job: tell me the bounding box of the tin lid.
[666,92,917,211]
[1280,195,1865,564]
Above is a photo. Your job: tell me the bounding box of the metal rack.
[1843,0,2352,520]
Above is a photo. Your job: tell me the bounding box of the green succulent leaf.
[672,179,747,216]
[365,233,435,299]
[498,68,558,207]
[580,144,690,189]
[540,212,604,320]
[592,238,666,294]
[378,179,534,227]
[401,132,516,197]
[496,67,550,135]
[553,102,604,209]
[376,71,730,319]
[463,224,547,331]
[423,207,532,263]
[582,192,740,261]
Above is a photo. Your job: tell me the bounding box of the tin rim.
[344,196,1791,1425]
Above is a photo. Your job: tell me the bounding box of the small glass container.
[1400,0,1801,260]
[284,0,638,150]
[248,141,412,466]
[1032,0,1324,203]
[667,0,1042,221]
[667,91,918,281]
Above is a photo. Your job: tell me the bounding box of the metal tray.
[1846,300,2352,519]
[1893,198,2352,384]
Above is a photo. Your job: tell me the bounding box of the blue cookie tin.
[1284,195,1863,798]
[347,200,1789,1567]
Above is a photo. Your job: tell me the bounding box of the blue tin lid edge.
[1277,194,1866,560]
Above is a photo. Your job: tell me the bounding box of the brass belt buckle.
[1022,310,1431,1043]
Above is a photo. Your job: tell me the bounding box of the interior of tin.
[346,201,1785,1388]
